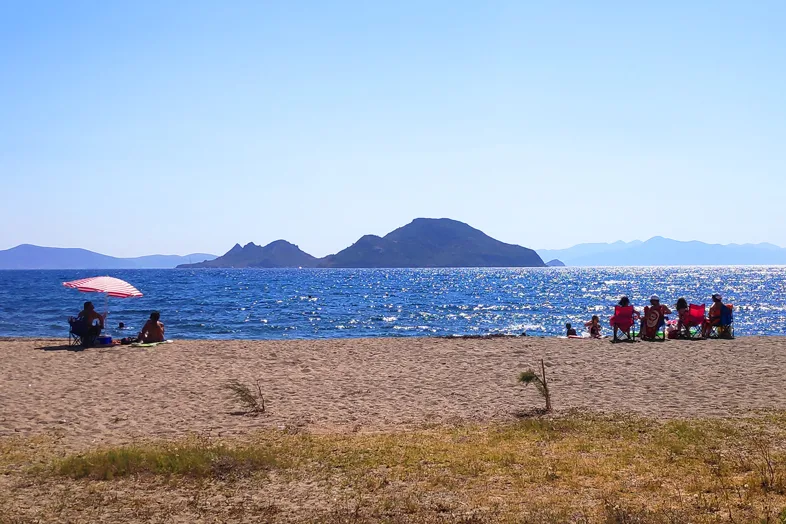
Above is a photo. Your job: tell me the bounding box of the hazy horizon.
[2,2,784,257]
[2,230,785,259]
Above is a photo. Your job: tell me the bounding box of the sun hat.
[650,294,660,301]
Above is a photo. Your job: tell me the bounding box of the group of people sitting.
[565,293,733,341]
[69,301,165,347]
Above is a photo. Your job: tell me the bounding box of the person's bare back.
[139,311,165,343]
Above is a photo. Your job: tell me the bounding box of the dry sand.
[1,336,785,449]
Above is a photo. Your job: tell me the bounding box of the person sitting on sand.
[565,323,577,337]
[77,301,104,331]
[138,311,165,343]
[702,294,725,338]
[584,315,601,338]
[675,297,689,333]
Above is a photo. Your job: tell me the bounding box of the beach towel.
[130,340,173,347]
[642,306,665,339]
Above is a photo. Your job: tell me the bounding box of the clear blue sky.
[1,1,784,257]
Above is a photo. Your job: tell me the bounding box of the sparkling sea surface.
[0,267,784,340]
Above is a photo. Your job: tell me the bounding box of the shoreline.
[2,336,785,450]
[0,332,772,342]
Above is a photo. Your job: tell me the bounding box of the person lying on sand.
[138,311,165,343]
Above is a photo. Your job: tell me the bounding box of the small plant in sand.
[224,379,266,415]
[518,359,552,413]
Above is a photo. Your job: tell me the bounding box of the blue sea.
[0,267,784,340]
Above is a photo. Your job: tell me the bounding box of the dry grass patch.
[54,436,284,480]
[0,434,60,473]
[3,412,786,522]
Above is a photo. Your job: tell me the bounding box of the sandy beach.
[2,336,785,449]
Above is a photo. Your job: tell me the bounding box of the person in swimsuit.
[70,301,105,346]
[138,311,165,343]
[675,297,689,334]
[702,294,725,338]
[78,301,104,330]
[565,323,577,337]
[584,315,601,338]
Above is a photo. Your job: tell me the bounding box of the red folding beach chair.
[679,304,705,339]
[641,306,666,341]
[610,305,636,342]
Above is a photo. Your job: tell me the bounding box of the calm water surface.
[0,267,784,339]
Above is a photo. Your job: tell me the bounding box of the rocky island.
[178,218,545,269]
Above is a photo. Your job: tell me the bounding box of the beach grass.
[3,412,786,522]
[53,438,282,480]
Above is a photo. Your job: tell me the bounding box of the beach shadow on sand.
[36,343,85,352]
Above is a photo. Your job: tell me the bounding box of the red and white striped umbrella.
[63,276,143,298]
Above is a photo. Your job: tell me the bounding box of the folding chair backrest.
[69,318,89,337]
[720,304,733,326]
[614,305,634,320]
[611,305,635,331]
[688,304,706,325]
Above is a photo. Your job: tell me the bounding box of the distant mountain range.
[0,244,217,270]
[179,218,546,269]
[537,237,786,266]
[7,229,785,270]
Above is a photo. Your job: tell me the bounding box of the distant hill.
[0,244,217,269]
[537,241,643,265]
[178,240,317,268]
[537,238,786,266]
[546,259,565,267]
[320,218,545,268]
